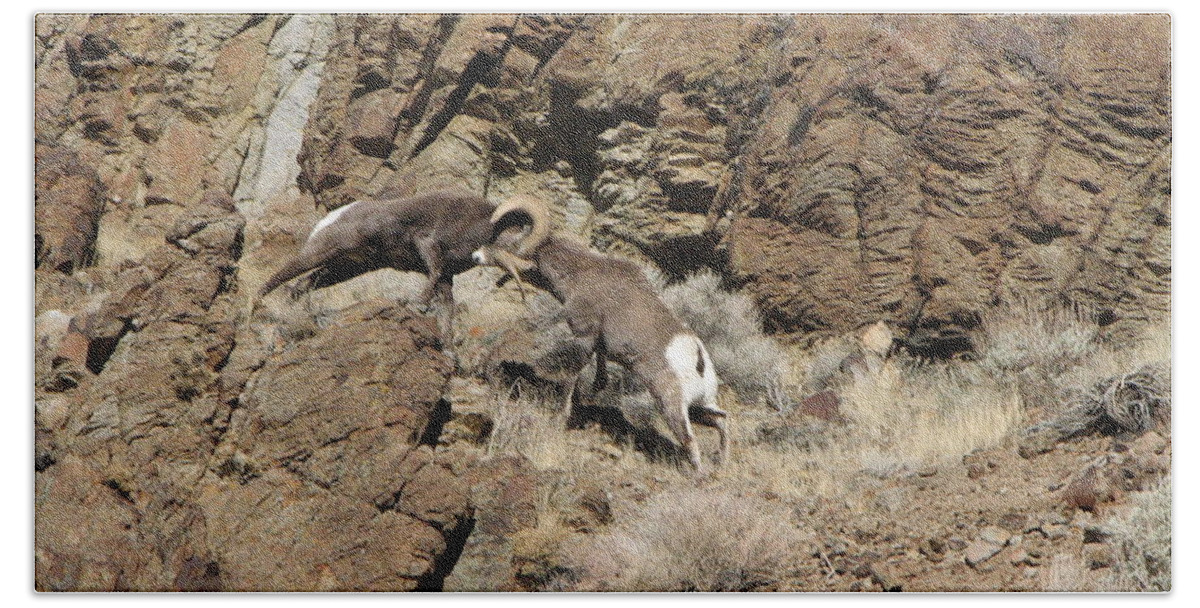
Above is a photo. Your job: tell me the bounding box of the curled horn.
[490,195,551,257]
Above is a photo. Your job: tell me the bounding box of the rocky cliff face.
[34,13,1169,591]
[287,13,1169,349]
[724,15,1170,352]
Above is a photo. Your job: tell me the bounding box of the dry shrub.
[1064,363,1168,435]
[1105,477,1172,592]
[1044,553,1094,592]
[659,270,792,410]
[1022,361,1170,455]
[796,335,860,391]
[569,488,806,591]
[979,300,1098,374]
[1065,322,1170,382]
[978,300,1099,408]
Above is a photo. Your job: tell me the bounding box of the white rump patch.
[309,201,360,240]
[664,333,720,410]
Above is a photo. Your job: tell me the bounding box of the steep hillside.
[34,14,1170,591]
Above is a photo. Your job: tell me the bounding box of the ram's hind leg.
[246,248,330,323]
[562,372,580,415]
[691,405,729,466]
[653,381,702,474]
[591,335,608,391]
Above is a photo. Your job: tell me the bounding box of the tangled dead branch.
[1019,363,1170,457]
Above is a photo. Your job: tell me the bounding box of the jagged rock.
[35,455,221,591]
[796,390,842,422]
[196,464,464,592]
[210,302,469,591]
[868,561,903,591]
[35,144,105,274]
[919,537,946,562]
[965,527,1010,568]
[444,455,543,592]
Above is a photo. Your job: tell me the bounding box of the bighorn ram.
[248,190,535,336]
[472,197,729,473]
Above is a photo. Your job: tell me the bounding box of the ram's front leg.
[559,333,600,415]
[430,277,455,344]
[413,234,443,311]
[591,334,608,392]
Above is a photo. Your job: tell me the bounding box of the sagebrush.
[568,488,807,591]
[1105,477,1171,591]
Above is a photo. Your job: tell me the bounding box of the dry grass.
[733,302,1169,502]
[486,383,574,471]
[837,362,1023,477]
[978,299,1169,411]
[720,431,828,503]
[792,335,859,391]
[725,350,1023,500]
[567,487,810,591]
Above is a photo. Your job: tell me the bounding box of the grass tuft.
[486,383,573,470]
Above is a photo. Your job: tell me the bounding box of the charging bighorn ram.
[248,190,535,336]
[472,196,730,473]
